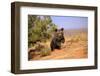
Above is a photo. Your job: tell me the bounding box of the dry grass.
[29,31,88,60]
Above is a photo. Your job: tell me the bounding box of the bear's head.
[54,28,65,43]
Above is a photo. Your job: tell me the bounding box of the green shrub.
[28,15,57,47]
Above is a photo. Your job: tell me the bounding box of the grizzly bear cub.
[50,28,65,51]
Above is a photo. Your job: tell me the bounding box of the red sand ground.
[31,39,88,60]
[40,42,87,60]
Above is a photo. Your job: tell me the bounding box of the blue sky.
[51,16,88,30]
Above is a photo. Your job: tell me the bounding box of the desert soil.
[31,36,88,60]
[39,42,87,60]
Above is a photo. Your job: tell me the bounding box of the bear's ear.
[54,28,58,32]
[61,28,64,31]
